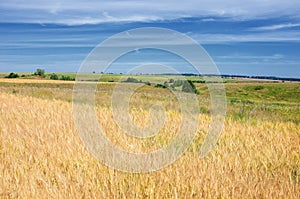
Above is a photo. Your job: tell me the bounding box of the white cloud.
[251,23,300,31]
[216,60,300,65]
[201,18,216,22]
[216,54,284,60]
[61,15,163,25]
[1,0,300,24]
[2,30,300,50]
[190,32,300,44]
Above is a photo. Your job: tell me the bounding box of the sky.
[0,0,300,77]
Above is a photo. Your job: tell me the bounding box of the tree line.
[5,69,75,81]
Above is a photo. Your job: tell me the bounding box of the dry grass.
[0,92,299,198]
[0,78,117,85]
[0,78,75,84]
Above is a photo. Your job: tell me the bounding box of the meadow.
[0,75,299,198]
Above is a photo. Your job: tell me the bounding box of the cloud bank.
[1,0,300,24]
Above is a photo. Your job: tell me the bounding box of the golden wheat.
[0,92,299,198]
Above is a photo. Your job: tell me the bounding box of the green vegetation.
[224,83,300,104]
[182,80,199,94]
[124,77,141,83]
[5,72,19,78]
[0,76,299,124]
[155,83,167,88]
[123,77,199,94]
[34,68,46,78]
[50,73,59,80]
[60,75,75,81]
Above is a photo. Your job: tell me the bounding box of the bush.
[192,80,205,83]
[144,81,151,86]
[60,75,74,81]
[5,72,19,78]
[254,85,264,91]
[163,81,169,88]
[124,77,139,83]
[50,73,59,80]
[34,68,45,78]
[182,80,199,94]
[155,84,167,89]
[173,80,183,87]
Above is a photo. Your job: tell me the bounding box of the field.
[0,76,299,198]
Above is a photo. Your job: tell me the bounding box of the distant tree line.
[124,77,199,94]
[4,69,75,81]
[5,70,299,83]
[220,74,300,82]
[135,73,300,82]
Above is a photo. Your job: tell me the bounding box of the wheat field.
[0,87,299,198]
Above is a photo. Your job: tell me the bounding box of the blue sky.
[0,0,300,77]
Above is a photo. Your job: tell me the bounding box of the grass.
[2,77,299,123]
[225,83,300,104]
[0,76,299,198]
[0,92,299,198]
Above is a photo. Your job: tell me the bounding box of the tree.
[169,79,174,83]
[173,80,183,87]
[60,75,74,81]
[5,72,19,78]
[34,68,45,78]
[163,81,169,88]
[50,73,59,80]
[144,81,151,86]
[125,77,139,83]
[155,84,167,89]
[182,80,199,94]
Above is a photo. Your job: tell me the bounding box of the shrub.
[60,75,74,81]
[144,81,151,86]
[182,80,199,94]
[254,85,264,91]
[50,73,59,80]
[192,80,205,83]
[173,80,183,87]
[5,72,19,78]
[155,84,167,89]
[124,77,139,83]
[34,68,46,78]
[163,81,169,88]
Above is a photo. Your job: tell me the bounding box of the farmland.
[0,75,299,198]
